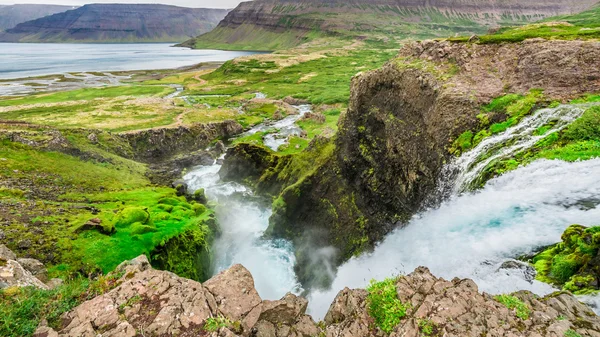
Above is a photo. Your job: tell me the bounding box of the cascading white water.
[440,104,592,195]
[184,164,303,300]
[308,158,600,318]
[182,102,311,300]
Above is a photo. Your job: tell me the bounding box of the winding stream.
[183,103,600,318]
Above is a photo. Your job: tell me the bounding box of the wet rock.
[17,258,48,283]
[497,259,536,282]
[259,293,308,325]
[193,188,208,204]
[215,140,227,155]
[283,97,309,105]
[172,179,188,196]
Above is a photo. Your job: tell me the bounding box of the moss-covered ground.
[532,224,600,294]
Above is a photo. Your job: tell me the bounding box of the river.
[0,43,259,80]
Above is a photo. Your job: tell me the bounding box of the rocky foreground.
[19,253,600,337]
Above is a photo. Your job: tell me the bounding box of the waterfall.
[308,158,600,318]
[437,104,591,197]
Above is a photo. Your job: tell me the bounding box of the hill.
[0,4,229,43]
[0,4,73,31]
[181,0,599,51]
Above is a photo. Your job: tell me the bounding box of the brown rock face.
[325,267,600,337]
[33,257,600,337]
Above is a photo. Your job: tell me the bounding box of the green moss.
[366,277,409,333]
[533,224,600,293]
[494,294,530,320]
[0,273,122,337]
[114,207,149,228]
[418,319,437,336]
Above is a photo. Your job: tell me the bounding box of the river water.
[0,43,259,80]
[183,102,600,318]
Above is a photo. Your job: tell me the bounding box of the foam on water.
[308,158,600,318]
[184,164,302,300]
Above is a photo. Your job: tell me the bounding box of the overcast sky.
[0,0,245,8]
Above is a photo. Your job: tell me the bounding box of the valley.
[1,1,600,336]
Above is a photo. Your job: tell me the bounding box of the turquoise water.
[0,43,260,79]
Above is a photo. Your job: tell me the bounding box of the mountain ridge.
[183,0,599,50]
[0,4,229,43]
[0,4,73,31]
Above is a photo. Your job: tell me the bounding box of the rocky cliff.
[221,38,600,288]
[0,4,229,43]
[31,255,600,337]
[0,4,72,31]
[183,0,598,50]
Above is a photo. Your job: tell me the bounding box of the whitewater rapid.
[308,158,600,318]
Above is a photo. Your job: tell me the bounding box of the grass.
[447,4,600,44]
[366,277,409,333]
[565,330,583,337]
[0,273,122,337]
[0,130,214,280]
[0,85,171,107]
[494,294,530,320]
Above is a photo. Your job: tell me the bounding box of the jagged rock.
[326,267,600,337]
[33,259,600,337]
[86,133,98,144]
[18,239,32,249]
[283,97,310,105]
[215,140,227,155]
[0,244,17,261]
[0,229,5,240]
[193,188,208,204]
[17,257,48,283]
[203,264,262,321]
[0,260,49,289]
[260,293,308,325]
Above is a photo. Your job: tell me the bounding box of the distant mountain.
[181,0,599,51]
[0,4,229,43]
[0,4,73,31]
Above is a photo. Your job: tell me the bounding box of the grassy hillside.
[448,3,600,43]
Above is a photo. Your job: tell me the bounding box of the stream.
[183,102,600,319]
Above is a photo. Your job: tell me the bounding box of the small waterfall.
[438,104,591,197]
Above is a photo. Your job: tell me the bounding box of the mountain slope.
[0,4,73,31]
[0,4,229,43]
[182,0,599,51]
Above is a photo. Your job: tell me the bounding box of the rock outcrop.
[221,38,600,289]
[33,257,600,337]
[35,256,319,337]
[183,0,597,50]
[0,4,229,43]
[0,244,58,290]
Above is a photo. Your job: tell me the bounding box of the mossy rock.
[156,204,174,213]
[533,224,600,293]
[193,188,208,204]
[114,207,149,228]
[129,222,157,235]
[192,203,207,216]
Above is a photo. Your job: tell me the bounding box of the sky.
[0,0,245,8]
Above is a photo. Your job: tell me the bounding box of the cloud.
[0,0,246,9]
